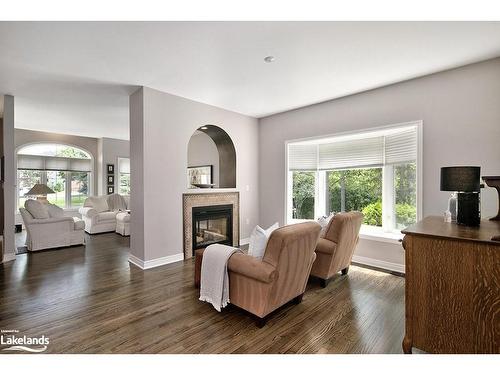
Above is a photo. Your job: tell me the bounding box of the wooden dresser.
[401,216,500,354]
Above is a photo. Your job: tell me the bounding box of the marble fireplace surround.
[183,192,240,259]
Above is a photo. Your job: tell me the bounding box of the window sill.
[359,226,403,244]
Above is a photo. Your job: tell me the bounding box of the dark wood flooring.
[0,232,406,353]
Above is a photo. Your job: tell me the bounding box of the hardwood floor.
[0,232,405,353]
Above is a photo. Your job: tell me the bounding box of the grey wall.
[2,95,15,261]
[259,58,500,269]
[15,128,99,194]
[130,87,259,262]
[187,132,219,188]
[98,137,130,195]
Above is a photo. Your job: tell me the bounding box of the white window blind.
[288,125,418,171]
[17,155,92,172]
[384,127,418,164]
[319,136,384,170]
[288,144,318,171]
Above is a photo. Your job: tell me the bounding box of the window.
[118,157,130,195]
[291,171,315,219]
[287,123,421,235]
[16,144,93,209]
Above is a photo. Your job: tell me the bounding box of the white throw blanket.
[107,193,127,212]
[199,244,241,312]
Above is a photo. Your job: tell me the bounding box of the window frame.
[117,157,130,195]
[15,143,94,211]
[284,121,423,240]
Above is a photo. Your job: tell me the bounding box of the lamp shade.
[25,183,55,196]
[440,166,481,192]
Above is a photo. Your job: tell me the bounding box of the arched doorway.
[187,125,236,189]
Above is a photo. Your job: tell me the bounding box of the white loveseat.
[19,201,85,252]
[79,194,129,234]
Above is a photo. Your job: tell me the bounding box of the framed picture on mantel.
[187,165,213,188]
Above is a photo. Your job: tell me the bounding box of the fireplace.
[183,192,239,259]
[192,204,233,255]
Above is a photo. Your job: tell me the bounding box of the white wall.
[258,58,500,271]
[187,132,219,188]
[2,95,16,262]
[97,137,130,195]
[130,87,259,263]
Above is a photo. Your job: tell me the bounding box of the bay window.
[16,144,93,209]
[287,122,421,235]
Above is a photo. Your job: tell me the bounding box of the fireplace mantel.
[182,192,239,259]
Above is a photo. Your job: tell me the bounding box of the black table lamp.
[440,166,481,226]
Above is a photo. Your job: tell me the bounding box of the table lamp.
[25,183,55,204]
[440,166,481,226]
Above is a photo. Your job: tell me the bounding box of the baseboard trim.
[352,255,405,274]
[240,237,250,246]
[1,252,16,263]
[128,253,184,270]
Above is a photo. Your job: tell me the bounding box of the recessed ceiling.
[1,22,500,139]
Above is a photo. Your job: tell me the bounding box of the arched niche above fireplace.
[187,125,236,189]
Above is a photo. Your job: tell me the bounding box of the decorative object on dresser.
[401,216,500,354]
[482,176,500,221]
[440,166,481,226]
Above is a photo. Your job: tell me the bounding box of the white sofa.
[79,194,129,234]
[19,205,85,252]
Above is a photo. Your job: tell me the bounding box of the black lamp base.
[457,192,480,226]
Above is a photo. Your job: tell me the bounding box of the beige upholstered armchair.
[310,211,363,287]
[227,221,321,326]
[19,208,85,251]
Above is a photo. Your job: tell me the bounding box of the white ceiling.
[1,22,500,140]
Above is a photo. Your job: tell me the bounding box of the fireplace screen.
[192,204,233,254]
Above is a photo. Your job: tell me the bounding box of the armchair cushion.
[47,203,65,218]
[95,211,117,223]
[25,199,49,219]
[228,253,277,283]
[87,196,109,213]
[79,207,98,218]
[315,237,337,255]
[318,213,334,238]
[248,222,279,259]
[73,218,85,231]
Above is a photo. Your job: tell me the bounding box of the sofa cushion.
[73,217,85,231]
[248,222,279,259]
[89,197,109,213]
[25,199,50,219]
[47,203,65,218]
[95,211,117,223]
